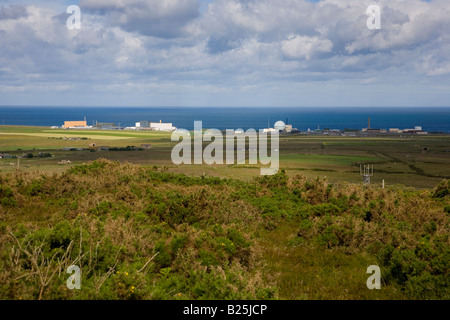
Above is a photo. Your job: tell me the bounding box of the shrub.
[432,180,449,199]
[310,203,341,217]
[89,201,113,216]
[377,237,450,299]
[1,159,448,300]
[69,159,117,175]
[0,185,16,207]
[153,241,172,269]
[297,219,313,238]
[317,225,340,248]
[0,185,14,198]
[444,205,450,214]
[199,250,219,266]
[26,180,43,196]
[170,235,188,257]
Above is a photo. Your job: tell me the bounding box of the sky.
[0,0,449,107]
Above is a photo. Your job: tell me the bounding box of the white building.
[263,128,278,133]
[150,121,177,131]
[135,120,177,132]
[285,125,293,133]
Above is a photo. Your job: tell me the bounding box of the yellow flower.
[125,272,128,276]
[131,286,135,290]
[116,271,120,274]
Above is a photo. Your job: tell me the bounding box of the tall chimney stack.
[368,117,371,129]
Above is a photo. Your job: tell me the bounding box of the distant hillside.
[0,159,448,300]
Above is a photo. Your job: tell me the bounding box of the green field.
[1,126,449,188]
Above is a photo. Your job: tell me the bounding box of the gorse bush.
[376,235,450,299]
[0,160,270,300]
[0,185,17,207]
[432,180,449,199]
[0,159,448,300]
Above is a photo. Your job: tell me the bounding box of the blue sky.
[0,0,449,107]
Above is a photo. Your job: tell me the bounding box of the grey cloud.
[206,36,241,54]
[0,4,27,20]
[79,0,200,38]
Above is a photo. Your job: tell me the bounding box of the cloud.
[0,0,449,106]
[281,34,333,60]
[0,4,27,20]
[79,0,200,38]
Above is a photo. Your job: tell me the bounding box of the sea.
[0,106,449,133]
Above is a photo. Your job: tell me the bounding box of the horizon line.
[1,105,450,108]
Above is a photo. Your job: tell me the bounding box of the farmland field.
[1,126,449,188]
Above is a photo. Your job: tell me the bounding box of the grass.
[280,154,382,165]
[0,159,449,300]
[258,221,404,300]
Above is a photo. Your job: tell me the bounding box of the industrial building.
[262,128,278,133]
[136,120,150,128]
[403,127,428,134]
[285,124,293,133]
[62,121,88,129]
[363,117,427,135]
[263,120,297,134]
[93,123,118,130]
[135,120,177,132]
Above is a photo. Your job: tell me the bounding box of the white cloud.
[281,34,333,60]
[0,0,449,106]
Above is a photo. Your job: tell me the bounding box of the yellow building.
[63,121,87,128]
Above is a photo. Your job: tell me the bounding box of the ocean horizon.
[0,106,449,133]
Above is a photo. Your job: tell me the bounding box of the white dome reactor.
[274,121,286,131]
